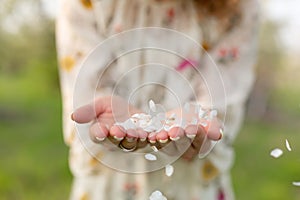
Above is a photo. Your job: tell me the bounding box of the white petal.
[194,104,200,114]
[145,153,157,161]
[270,148,283,158]
[199,121,208,127]
[149,100,156,112]
[122,119,137,129]
[292,182,300,186]
[165,164,174,177]
[149,190,162,200]
[210,109,218,118]
[198,108,206,118]
[191,117,198,125]
[163,125,171,131]
[285,139,292,151]
[149,190,167,200]
[183,103,190,113]
[157,112,166,121]
[143,126,157,132]
[168,113,176,119]
[151,146,159,152]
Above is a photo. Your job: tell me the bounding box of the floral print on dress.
[163,7,176,26]
[217,47,239,64]
[201,41,211,51]
[201,160,219,183]
[60,56,75,72]
[217,188,225,200]
[175,59,198,71]
[80,0,92,10]
[123,182,139,200]
[80,192,89,200]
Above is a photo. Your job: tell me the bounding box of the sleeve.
[199,0,259,143]
[56,0,104,146]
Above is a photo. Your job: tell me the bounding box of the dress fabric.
[56,0,259,199]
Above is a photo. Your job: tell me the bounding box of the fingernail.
[71,113,75,121]
[125,137,136,142]
[186,134,196,139]
[96,136,105,141]
[219,128,224,140]
[170,136,180,141]
[149,140,156,144]
[140,137,147,142]
[148,132,157,143]
[113,136,124,141]
[159,139,169,143]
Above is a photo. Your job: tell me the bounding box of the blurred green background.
[0,0,299,199]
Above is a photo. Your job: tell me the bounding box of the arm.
[56,0,104,146]
[198,0,259,144]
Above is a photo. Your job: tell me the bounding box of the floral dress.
[56,0,259,199]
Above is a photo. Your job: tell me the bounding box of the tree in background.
[247,20,284,121]
[0,0,58,105]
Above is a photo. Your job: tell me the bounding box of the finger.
[173,134,191,154]
[110,125,126,141]
[148,132,157,144]
[168,127,185,141]
[156,130,169,144]
[126,129,139,139]
[206,118,223,141]
[72,98,109,123]
[136,128,148,142]
[191,128,206,152]
[182,146,198,161]
[89,122,109,143]
[119,130,138,152]
[137,139,148,149]
[184,125,198,139]
[72,104,96,123]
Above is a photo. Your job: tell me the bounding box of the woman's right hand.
[71,96,148,151]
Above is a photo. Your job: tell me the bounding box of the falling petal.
[285,139,292,151]
[149,190,167,200]
[145,153,157,161]
[292,182,300,186]
[270,148,283,158]
[165,164,174,177]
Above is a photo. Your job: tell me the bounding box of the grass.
[0,70,300,199]
[0,70,72,200]
[233,119,300,200]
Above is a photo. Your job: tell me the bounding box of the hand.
[153,109,223,162]
[71,96,147,150]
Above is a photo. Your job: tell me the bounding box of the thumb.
[71,99,106,123]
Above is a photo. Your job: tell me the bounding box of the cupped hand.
[71,96,147,150]
[153,109,223,162]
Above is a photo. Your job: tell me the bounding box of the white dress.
[56,0,259,199]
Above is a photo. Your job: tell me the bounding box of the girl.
[56,0,258,199]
